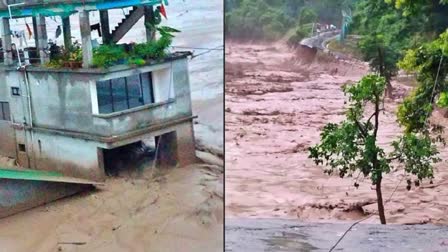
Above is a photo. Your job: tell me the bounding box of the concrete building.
[0,0,197,182]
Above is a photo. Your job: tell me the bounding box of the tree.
[298,7,317,26]
[309,75,440,224]
[352,0,422,97]
[398,30,448,131]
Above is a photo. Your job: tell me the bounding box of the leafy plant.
[309,74,440,224]
[92,25,179,68]
[46,41,83,68]
[131,26,179,62]
[397,30,448,133]
[127,58,146,66]
[92,44,128,68]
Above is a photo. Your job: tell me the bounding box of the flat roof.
[0,0,167,18]
[0,51,192,73]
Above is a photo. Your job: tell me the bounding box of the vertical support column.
[156,132,179,167]
[79,10,93,68]
[99,10,111,44]
[1,18,13,65]
[144,6,156,42]
[36,15,49,64]
[62,16,72,49]
[32,17,39,51]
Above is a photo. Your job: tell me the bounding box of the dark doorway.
[101,131,179,177]
[102,141,155,176]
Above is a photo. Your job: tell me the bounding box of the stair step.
[111,6,145,42]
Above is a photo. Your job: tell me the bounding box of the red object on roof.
[160,4,167,19]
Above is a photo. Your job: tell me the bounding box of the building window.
[0,102,10,121]
[11,87,20,96]
[97,72,154,114]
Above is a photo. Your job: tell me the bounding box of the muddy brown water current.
[225,42,448,225]
[0,1,224,251]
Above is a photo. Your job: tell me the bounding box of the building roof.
[0,167,103,185]
[0,51,192,73]
[0,0,167,18]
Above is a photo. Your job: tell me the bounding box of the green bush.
[287,24,313,46]
[92,26,178,68]
[226,0,290,40]
[93,44,128,68]
[298,7,317,25]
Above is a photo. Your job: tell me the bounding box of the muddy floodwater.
[225,42,448,225]
[0,1,223,251]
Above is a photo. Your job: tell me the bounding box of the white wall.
[152,67,175,103]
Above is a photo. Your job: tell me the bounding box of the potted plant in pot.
[66,41,83,69]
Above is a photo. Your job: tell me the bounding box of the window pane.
[141,73,154,105]
[111,77,128,112]
[97,81,113,114]
[2,102,10,121]
[127,74,144,109]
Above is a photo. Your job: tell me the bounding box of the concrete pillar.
[33,17,39,51]
[99,10,111,44]
[62,16,72,49]
[157,122,197,168]
[79,10,93,68]
[36,15,49,64]
[144,6,156,42]
[156,131,178,167]
[1,18,13,65]
[176,122,198,167]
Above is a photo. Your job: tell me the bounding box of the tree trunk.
[377,47,393,98]
[373,95,386,225]
[386,79,393,98]
[376,177,387,224]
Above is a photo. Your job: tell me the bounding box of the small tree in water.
[308,74,440,224]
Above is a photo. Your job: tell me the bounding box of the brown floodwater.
[225,42,448,225]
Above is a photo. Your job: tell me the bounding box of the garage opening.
[101,131,179,177]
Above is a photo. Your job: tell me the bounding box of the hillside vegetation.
[225,0,353,42]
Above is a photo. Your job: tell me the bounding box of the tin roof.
[0,0,167,18]
[0,167,103,184]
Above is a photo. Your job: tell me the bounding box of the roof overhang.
[0,0,168,18]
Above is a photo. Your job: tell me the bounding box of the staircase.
[111,6,145,43]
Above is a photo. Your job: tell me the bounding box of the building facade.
[0,0,197,181]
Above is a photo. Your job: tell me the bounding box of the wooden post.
[36,15,49,64]
[144,6,156,42]
[79,10,93,68]
[99,10,111,44]
[62,16,72,49]
[1,18,13,65]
